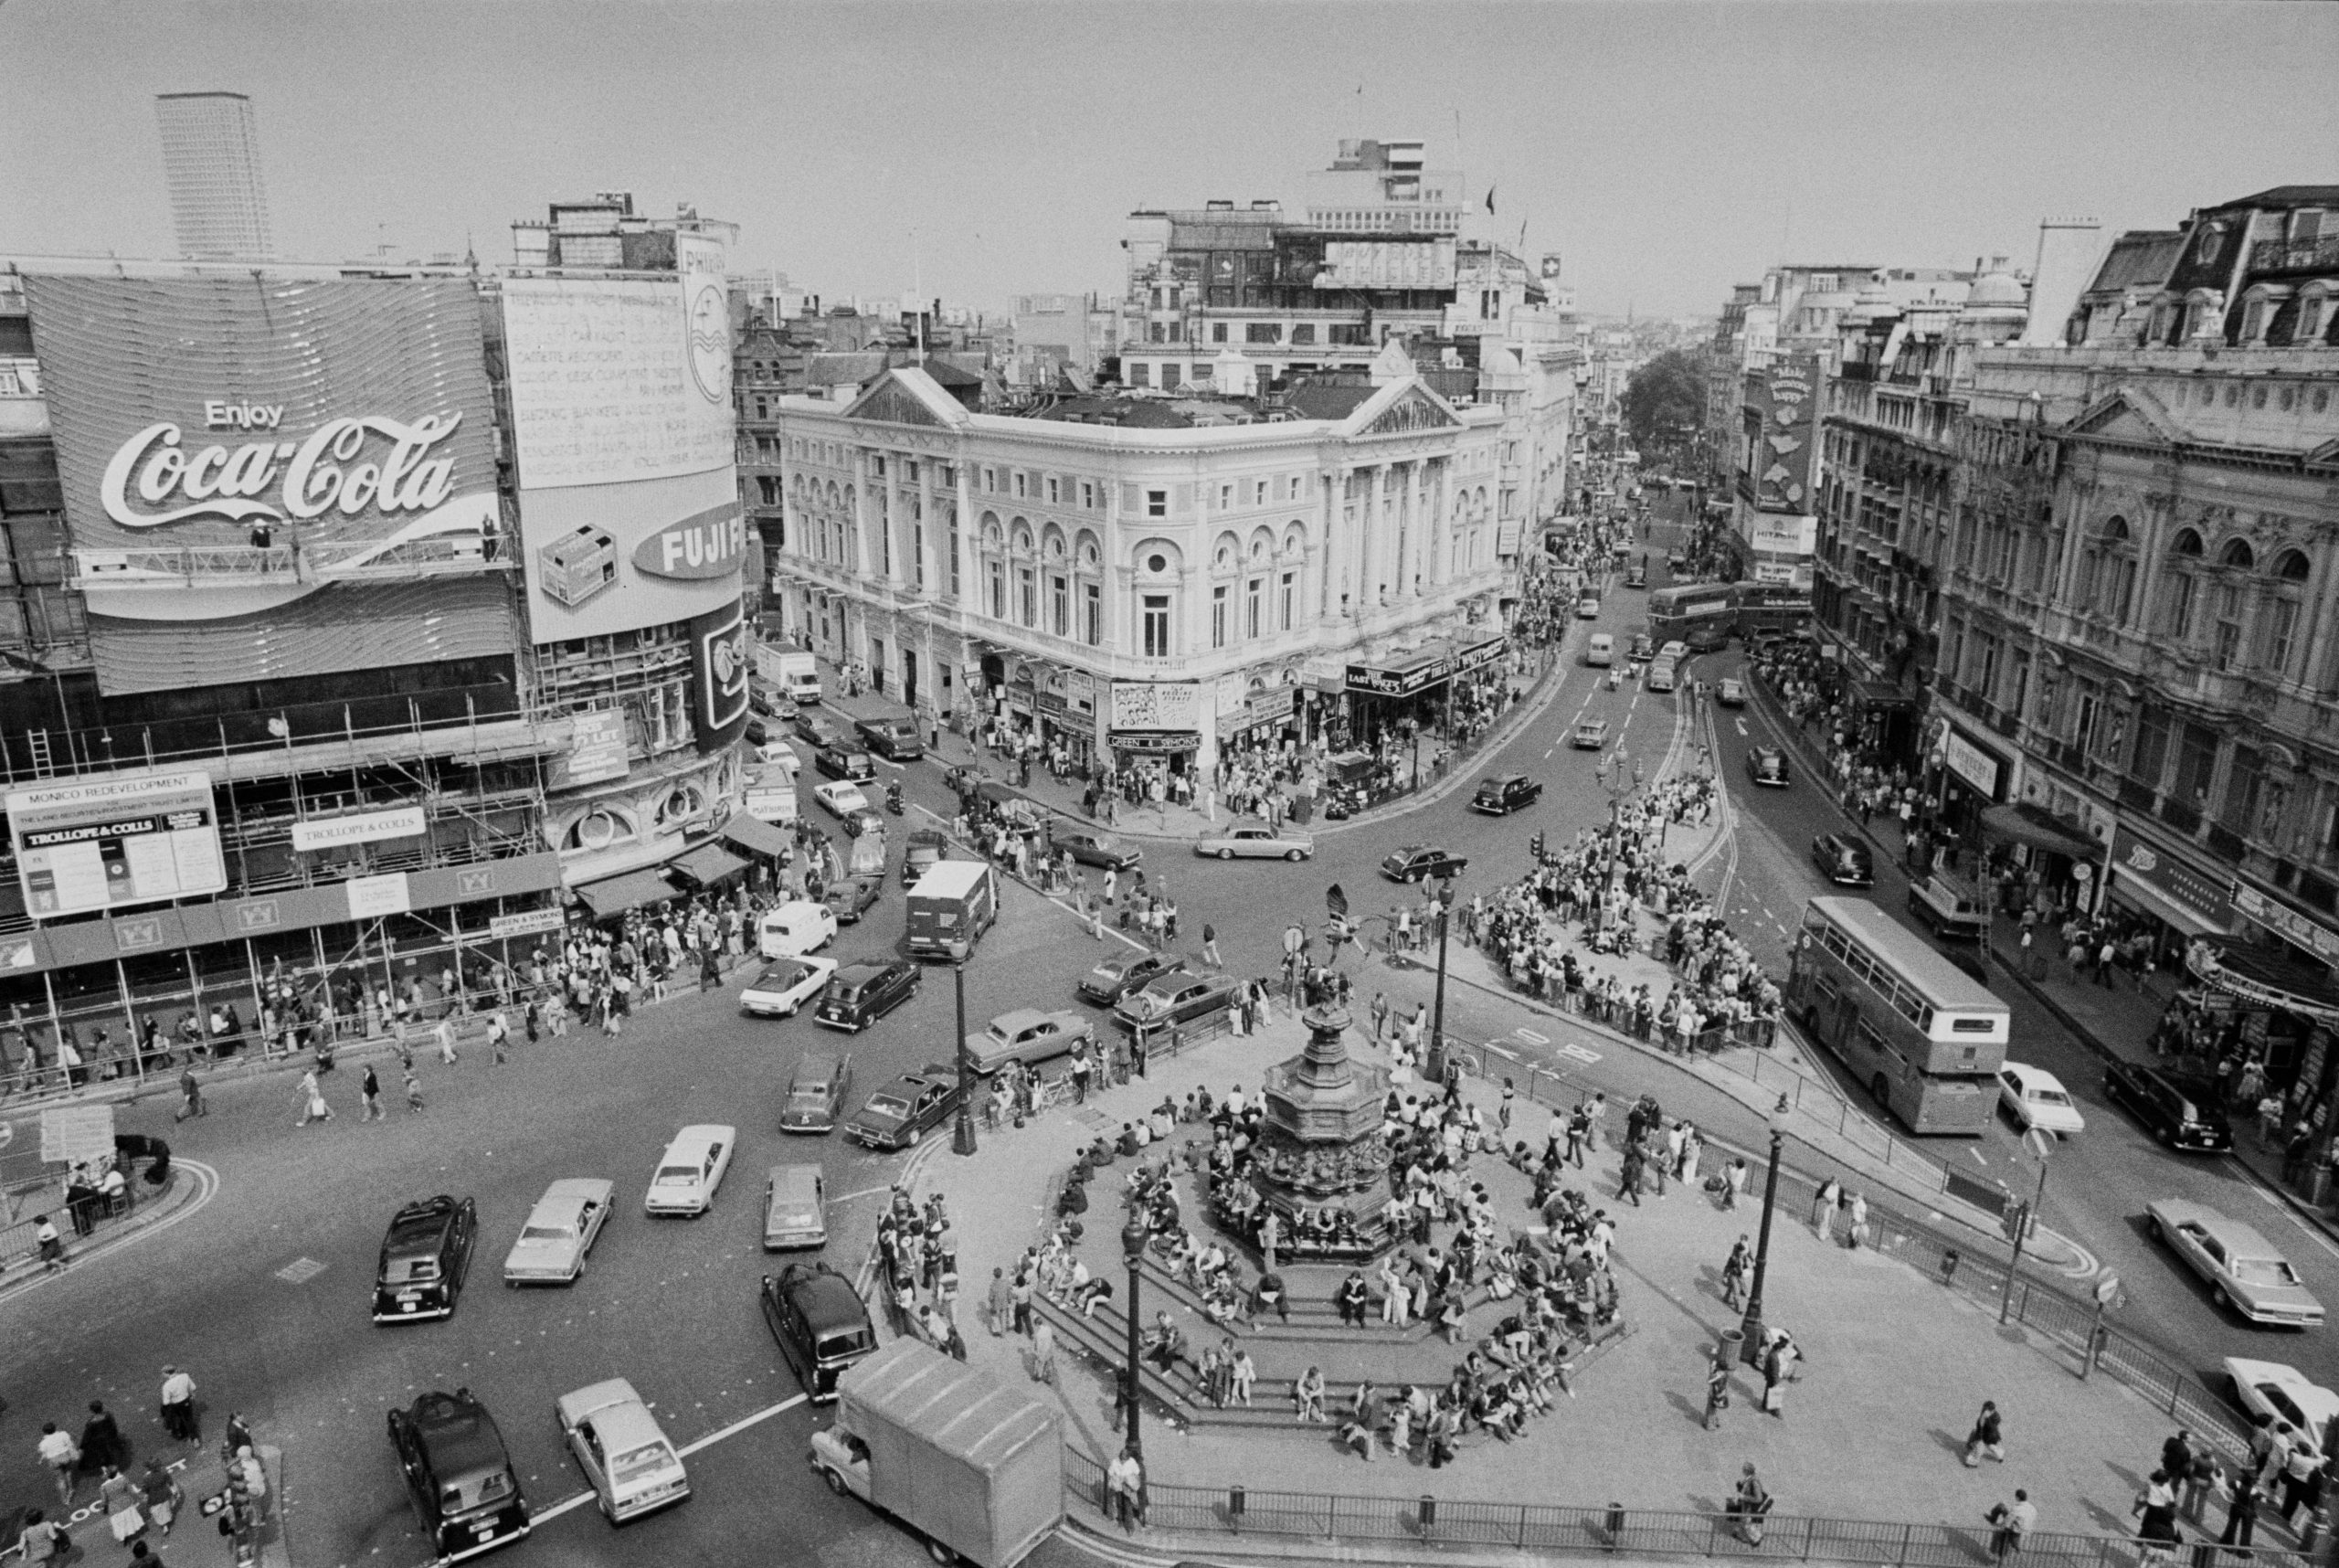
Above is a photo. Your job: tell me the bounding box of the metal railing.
[1063,1450,2305,1568]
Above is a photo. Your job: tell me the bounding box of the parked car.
[779,1049,853,1134]
[761,1163,829,1250]
[374,1195,478,1323]
[1076,948,1187,1007]
[1745,746,1790,787]
[966,1008,1094,1075]
[1194,821,1313,861]
[852,716,923,761]
[1717,677,1746,707]
[388,1389,530,1562]
[1571,716,1610,750]
[2147,1199,2325,1327]
[2104,1061,2233,1151]
[1995,1063,2086,1137]
[1055,829,1142,871]
[1810,832,1875,887]
[1111,971,1239,1035]
[812,780,870,820]
[1658,641,1689,662]
[643,1126,736,1219]
[1470,775,1542,815]
[794,713,841,749]
[844,1063,964,1150]
[900,828,950,888]
[822,874,885,925]
[814,959,920,1033]
[762,1262,877,1401]
[740,955,838,1019]
[743,714,770,747]
[556,1378,690,1524]
[815,745,878,785]
[502,1179,614,1287]
[1381,844,1467,884]
[1629,633,1655,662]
[2225,1358,2339,1436]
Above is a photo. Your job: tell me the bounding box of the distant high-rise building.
[154,91,274,260]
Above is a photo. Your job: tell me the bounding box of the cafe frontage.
[1340,632,1508,750]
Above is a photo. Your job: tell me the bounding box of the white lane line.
[832,1183,897,1204]
[1967,1147,1990,1166]
[1735,717,1748,736]
[530,1489,600,1525]
[679,1392,810,1457]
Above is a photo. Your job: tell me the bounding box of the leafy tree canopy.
[1621,348,1709,455]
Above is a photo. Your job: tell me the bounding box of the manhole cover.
[275,1257,326,1285]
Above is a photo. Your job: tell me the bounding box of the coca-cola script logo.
[100,413,467,530]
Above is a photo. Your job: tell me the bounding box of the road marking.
[1967,1147,1990,1166]
[831,1183,897,1204]
[275,1256,326,1285]
[1555,1043,1602,1065]
[1514,1027,1550,1045]
[1735,717,1748,736]
[678,1392,810,1457]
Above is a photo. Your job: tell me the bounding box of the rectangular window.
[982,467,995,493]
[1245,578,1262,639]
[2133,703,2172,785]
[2224,747,2265,834]
[1212,585,1228,649]
[912,524,925,590]
[2214,582,2245,670]
[1018,567,1035,627]
[987,561,1004,620]
[1128,363,1151,387]
[1290,323,1316,345]
[2174,722,2220,809]
[1280,571,1295,630]
[2164,574,2195,640]
[1146,489,1168,518]
[1254,480,1268,506]
[1142,595,1170,658]
[1245,323,1281,344]
[1013,471,1027,499]
[1080,481,1095,509]
[1050,574,1067,636]
[2265,598,2300,676]
[1288,475,1303,500]
[1161,364,1182,389]
[1219,483,1233,512]
[1046,476,1060,504]
[947,531,961,598]
[1085,582,1101,645]
[1212,323,1229,343]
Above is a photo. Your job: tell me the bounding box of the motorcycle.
[884,780,905,815]
[1607,667,1624,692]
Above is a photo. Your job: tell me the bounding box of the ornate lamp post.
[1424,881,1454,1090]
[1737,1099,1794,1363]
[952,960,979,1157]
[1121,1208,1148,1460]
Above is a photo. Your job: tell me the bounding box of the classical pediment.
[841,367,970,430]
[2064,386,2185,449]
[1345,377,1464,438]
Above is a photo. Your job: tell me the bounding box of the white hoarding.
[503,277,735,489]
[1109,681,1201,732]
[291,805,427,853]
[5,768,226,920]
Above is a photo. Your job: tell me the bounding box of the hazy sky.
[4,2,2333,318]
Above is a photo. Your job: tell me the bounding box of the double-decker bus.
[1731,581,1815,642]
[1788,896,2009,1136]
[1646,582,1736,652]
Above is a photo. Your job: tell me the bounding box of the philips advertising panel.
[689,596,752,753]
[5,769,227,920]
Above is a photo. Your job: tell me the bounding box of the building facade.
[153,91,274,263]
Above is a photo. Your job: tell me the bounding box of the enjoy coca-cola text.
[99,412,467,530]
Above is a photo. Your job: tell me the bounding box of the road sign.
[2094,1273,2121,1307]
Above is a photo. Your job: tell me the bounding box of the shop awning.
[718,811,795,861]
[2109,866,2226,939]
[669,842,749,890]
[2187,939,2339,1027]
[571,867,680,922]
[1979,802,2100,860]
[1852,680,1916,710]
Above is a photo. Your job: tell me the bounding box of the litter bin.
[1718,1327,1745,1368]
[1940,1248,1960,1287]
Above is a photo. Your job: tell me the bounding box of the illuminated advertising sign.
[690,597,752,754]
[1316,239,1458,291]
[5,769,227,920]
[1748,353,1823,512]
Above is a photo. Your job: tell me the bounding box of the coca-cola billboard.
[23,274,498,566]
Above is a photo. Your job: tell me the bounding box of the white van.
[1584,634,1614,668]
[757,901,839,959]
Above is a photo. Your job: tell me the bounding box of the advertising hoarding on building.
[550,709,630,789]
[1109,680,1201,733]
[290,805,426,853]
[5,768,227,920]
[1744,354,1823,513]
[688,595,752,753]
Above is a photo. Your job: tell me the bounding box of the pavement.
[901,1010,2205,1557]
[0,1156,216,1289]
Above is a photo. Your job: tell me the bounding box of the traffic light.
[2002,1202,2031,1245]
[1530,831,1546,863]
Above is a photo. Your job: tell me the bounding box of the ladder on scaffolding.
[26,729,55,778]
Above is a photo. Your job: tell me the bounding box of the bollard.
[1606,1501,1627,1552]
[1940,1248,1960,1287]
[1419,1495,1438,1534]
[1229,1485,1245,1534]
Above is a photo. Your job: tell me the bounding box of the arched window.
[2161,528,2204,641]
[2210,539,2257,670]
[2261,549,2313,679]
[562,804,638,853]
[2082,515,2136,623]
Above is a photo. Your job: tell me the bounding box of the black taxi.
[387,1387,530,1561]
[373,1195,478,1323]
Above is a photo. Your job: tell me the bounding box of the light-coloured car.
[644,1126,736,1219]
[1571,716,1610,749]
[966,1008,1095,1075]
[756,901,837,959]
[740,955,837,1019]
[812,779,870,820]
[2225,1358,2339,1437]
[2147,1199,2325,1327]
[1716,677,1746,707]
[1194,821,1314,862]
[503,1178,614,1287]
[762,1164,828,1250]
[1996,1063,2085,1137]
[556,1378,690,1523]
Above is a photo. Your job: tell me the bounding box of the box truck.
[757,646,823,706]
[905,861,998,961]
[810,1340,1062,1568]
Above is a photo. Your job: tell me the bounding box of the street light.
[2000,1128,2052,1325]
[1121,1208,1148,1461]
[952,960,979,1157]
[1737,1098,1794,1365]
[1424,881,1454,1091]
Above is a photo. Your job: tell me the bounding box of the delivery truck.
[810,1340,1062,1568]
[757,644,823,706]
[905,861,998,961]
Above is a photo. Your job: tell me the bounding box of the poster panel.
[502,276,733,489]
[5,769,226,920]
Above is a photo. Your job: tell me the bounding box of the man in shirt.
[159,1368,198,1444]
[1106,1445,1145,1531]
[36,1423,78,1507]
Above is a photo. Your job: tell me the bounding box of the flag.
[1485,187,1497,217]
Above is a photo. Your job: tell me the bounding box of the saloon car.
[502,1179,613,1287]
[739,955,838,1019]
[1995,1063,2086,1137]
[1717,677,1746,707]
[1571,717,1610,750]
[1076,948,1187,1007]
[1470,775,1543,815]
[778,1049,853,1134]
[387,1389,530,1562]
[821,874,885,925]
[374,1195,478,1323]
[2224,1359,2339,1436]
[813,959,919,1033]
[1745,746,1790,787]
[1810,832,1875,888]
[811,780,870,821]
[2105,1060,2234,1152]
[1111,971,1240,1035]
[643,1126,736,1219]
[844,1064,964,1150]
[1194,821,1314,861]
[2147,1199,2325,1327]
[814,745,877,785]
[762,1262,878,1401]
[761,1164,829,1250]
[966,1008,1095,1075]
[900,828,950,887]
[1381,844,1467,884]
[556,1378,689,1524]
[1055,829,1143,871]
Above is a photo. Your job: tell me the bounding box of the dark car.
[761,1263,878,1401]
[813,960,919,1033]
[1746,746,1790,787]
[1055,829,1142,871]
[815,745,878,786]
[1810,832,1875,888]
[794,713,841,750]
[843,1063,963,1150]
[374,1195,478,1323]
[1470,776,1542,815]
[852,716,924,762]
[821,874,884,925]
[1381,844,1467,884]
[2105,1061,2235,1152]
[901,828,951,887]
[779,1050,853,1135]
[387,1389,530,1562]
[743,714,771,747]
[1077,948,1187,1006]
[1111,971,1240,1035]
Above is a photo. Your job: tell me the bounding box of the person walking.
[986,1266,1013,1337]
[173,1065,205,1122]
[2220,1472,2260,1548]
[403,1066,424,1113]
[294,1066,333,1126]
[159,1367,198,1444]
[1720,1235,1750,1309]
[1703,1356,1732,1430]
[139,1456,183,1539]
[1964,1400,2006,1467]
[33,1213,66,1273]
[1846,1191,1869,1249]
[1106,1444,1145,1532]
[1202,923,1222,969]
[36,1422,79,1509]
[1029,1318,1056,1385]
[359,1065,386,1121]
[80,1400,129,1474]
[1730,1462,1773,1545]
[1986,1489,2035,1563]
[1813,1176,1841,1242]
[487,1009,511,1065]
[435,1016,458,1065]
